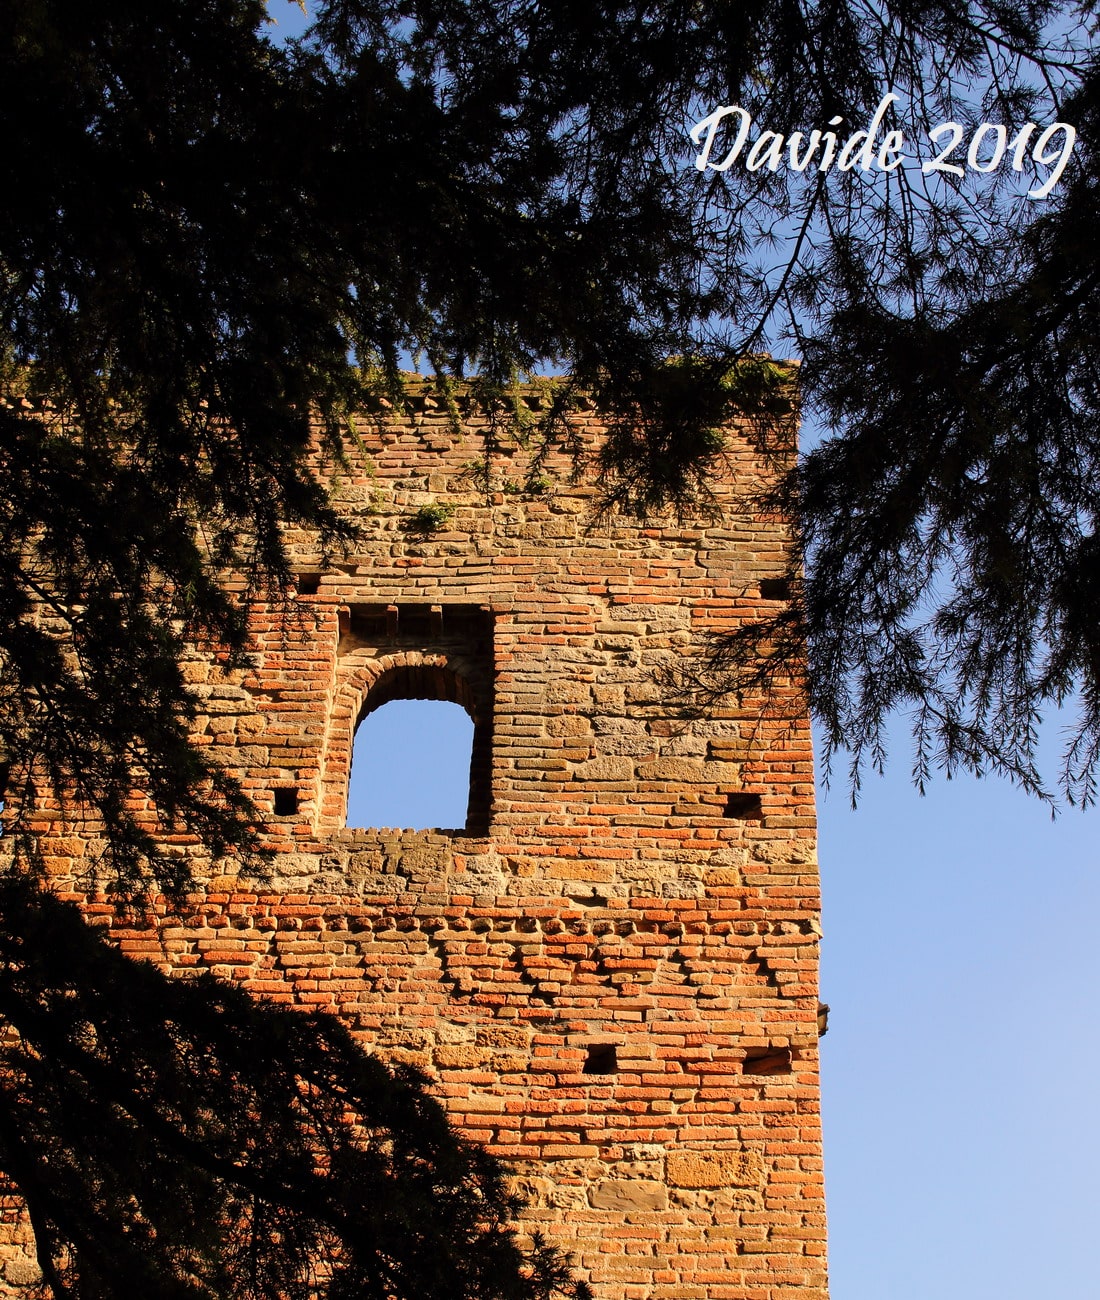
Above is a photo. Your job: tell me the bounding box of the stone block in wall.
[665,1149,767,1191]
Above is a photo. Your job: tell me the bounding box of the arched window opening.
[325,612,495,837]
[347,699,478,832]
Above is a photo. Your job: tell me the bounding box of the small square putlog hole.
[723,792,763,820]
[743,1046,793,1075]
[759,577,790,600]
[583,1044,619,1075]
[273,787,299,817]
[296,573,322,596]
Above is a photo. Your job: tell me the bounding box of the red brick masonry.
[5,391,827,1299]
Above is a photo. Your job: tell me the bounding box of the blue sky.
[819,733,1100,1300]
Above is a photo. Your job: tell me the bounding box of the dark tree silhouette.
[0,1,1096,1294]
[0,880,589,1300]
[2,2,1095,837]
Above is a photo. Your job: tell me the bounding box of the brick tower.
[4,388,827,1298]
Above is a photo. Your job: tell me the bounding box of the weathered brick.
[9,397,826,1300]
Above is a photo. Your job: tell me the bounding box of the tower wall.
[9,392,826,1299]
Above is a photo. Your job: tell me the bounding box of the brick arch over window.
[318,649,493,836]
[357,660,479,722]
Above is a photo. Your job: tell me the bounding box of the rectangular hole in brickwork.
[759,577,789,600]
[743,1047,793,1075]
[273,787,299,817]
[582,1044,619,1075]
[566,889,609,907]
[723,792,763,820]
[340,602,492,648]
[296,573,322,595]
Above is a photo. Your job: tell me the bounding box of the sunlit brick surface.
[5,393,827,1298]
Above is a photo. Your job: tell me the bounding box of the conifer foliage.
[2,2,1095,836]
[0,1,1096,1294]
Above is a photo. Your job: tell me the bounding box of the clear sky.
[819,731,1100,1300]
